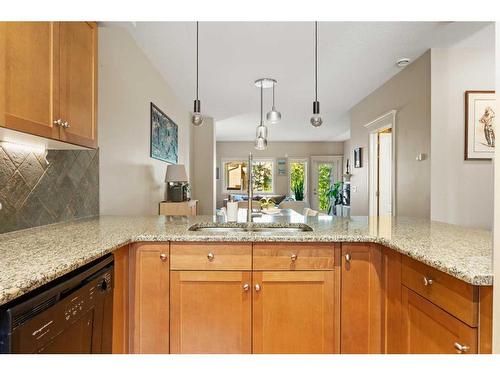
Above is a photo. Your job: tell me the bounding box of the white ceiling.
[112,21,492,142]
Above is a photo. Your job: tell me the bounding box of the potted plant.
[326,182,343,216]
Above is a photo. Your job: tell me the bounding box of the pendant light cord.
[272,83,275,107]
[196,21,199,100]
[314,21,318,101]
[260,84,263,125]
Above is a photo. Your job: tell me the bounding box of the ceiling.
[112,21,491,142]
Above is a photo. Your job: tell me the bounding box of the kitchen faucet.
[247,153,253,223]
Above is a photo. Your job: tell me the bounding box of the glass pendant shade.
[310,100,322,127]
[192,99,203,126]
[266,107,281,124]
[256,124,268,139]
[254,136,267,151]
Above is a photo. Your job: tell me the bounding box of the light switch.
[351,185,357,193]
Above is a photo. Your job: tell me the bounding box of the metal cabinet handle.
[243,283,250,291]
[454,342,470,353]
[290,254,297,261]
[207,252,215,261]
[160,253,168,261]
[345,253,351,262]
[254,284,261,292]
[53,119,62,126]
[423,276,434,286]
[61,121,70,129]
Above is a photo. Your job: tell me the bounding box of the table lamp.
[165,164,188,202]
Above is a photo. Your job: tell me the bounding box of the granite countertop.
[0,211,493,306]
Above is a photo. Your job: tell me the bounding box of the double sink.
[188,223,313,233]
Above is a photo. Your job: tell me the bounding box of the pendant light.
[192,22,203,126]
[310,21,323,127]
[255,81,268,151]
[266,81,281,124]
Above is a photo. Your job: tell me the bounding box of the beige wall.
[99,26,191,215]
[192,118,216,215]
[216,141,344,208]
[345,51,431,217]
[431,47,494,229]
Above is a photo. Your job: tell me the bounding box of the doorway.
[311,156,343,212]
[366,110,396,217]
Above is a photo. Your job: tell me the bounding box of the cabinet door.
[58,22,97,148]
[130,243,169,354]
[1,22,60,139]
[341,243,382,353]
[170,271,251,353]
[253,271,335,354]
[401,287,477,354]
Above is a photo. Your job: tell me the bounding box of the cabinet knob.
[207,252,215,261]
[345,253,351,262]
[160,253,168,261]
[243,283,250,291]
[254,284,261,292]
[290,254,297,261]
[61,121,70,129]
[53,119,62,126]
[454,342,470,353]
[423,276,434,286]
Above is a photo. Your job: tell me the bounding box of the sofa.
[222,194,287,208]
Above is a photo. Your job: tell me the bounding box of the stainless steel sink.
[188,223,313,233]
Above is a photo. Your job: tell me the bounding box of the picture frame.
[465,90,495,160]
[277,158,286,175]
[150,102,178,164]
[354,147,362,168]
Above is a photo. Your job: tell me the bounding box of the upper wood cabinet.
[253,270,336,354]
[401,287,477,354]
[130,243,170,354]
[0,22,97,148]
[170,271,252,354]
[341,243,383,353]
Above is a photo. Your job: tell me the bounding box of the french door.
[311,156,343,212]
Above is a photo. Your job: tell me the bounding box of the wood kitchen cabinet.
[253,270,335,354]
[130,242,170,354]
[401,287,477,354]
[0,21,97,148]
[170,271,252,353]
[341,243,383,353]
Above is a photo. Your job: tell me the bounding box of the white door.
[311,156,343,212]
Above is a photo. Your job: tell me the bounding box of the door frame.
[364,110,397,217]
[310,155,343,211]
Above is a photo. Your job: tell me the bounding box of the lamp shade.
[165,164,188,182]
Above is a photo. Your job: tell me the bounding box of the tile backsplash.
[0,144,99,234]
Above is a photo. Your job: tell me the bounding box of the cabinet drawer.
[170,242,252,270]
[402,287,477,354]
[402,256,478,327]
[253,243,335,270]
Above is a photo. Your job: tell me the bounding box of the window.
[222,158,274,194]
[288,158,308,201]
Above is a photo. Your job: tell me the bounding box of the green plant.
[318,164,332,210]
[326,181,343,215]
[290,162,305,201]
[252,162,272,192]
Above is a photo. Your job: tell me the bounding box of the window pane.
[224,161,247,191]
[252,161,273,193]
[318,163,333,211]
[289,162,306,201]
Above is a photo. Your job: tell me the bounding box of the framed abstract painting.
[465,91,495,160]
[150,102,178,164]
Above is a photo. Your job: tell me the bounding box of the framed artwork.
[354,147,362,168]
[150,102,178,163]
[465,91,495,160]
[277,159,286,175]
